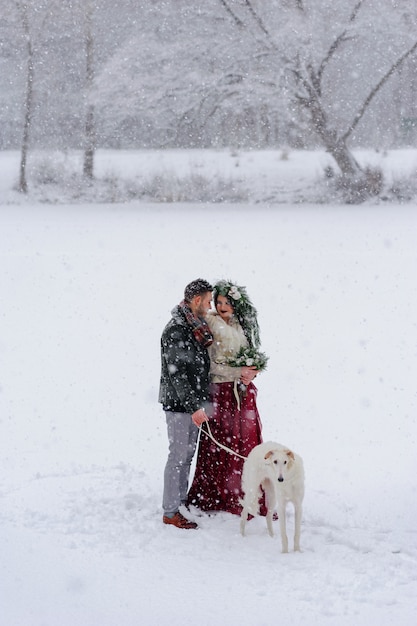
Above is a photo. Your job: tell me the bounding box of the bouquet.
[226,346,269,371]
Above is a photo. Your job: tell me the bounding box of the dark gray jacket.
[159,305,211,414]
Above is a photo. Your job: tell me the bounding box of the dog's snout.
[278,476,284,482]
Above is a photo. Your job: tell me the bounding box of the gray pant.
[162,411,199,516]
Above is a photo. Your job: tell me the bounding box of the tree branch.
[218,0,244,28]
[349,0,365,23]
[343,39,417,142]
[218,0,276,50]
[317,1,364,83]
[243,0,270,37]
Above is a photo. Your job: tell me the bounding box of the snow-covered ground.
[1,147,417,204]
[1,150,417,625]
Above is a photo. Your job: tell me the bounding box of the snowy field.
[1,147,417,204]
[1,150,417,625]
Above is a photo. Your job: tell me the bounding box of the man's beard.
[196,303,208,318]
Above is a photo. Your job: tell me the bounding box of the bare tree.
[17,1,34,193]
[286,2,362,177]
[220,0,417,191]
[291,2,417,183]
[83,1,96,180]
[12,0,71,192]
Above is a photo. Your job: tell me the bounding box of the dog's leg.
[263,481,275,538]
[293,499,303,552]
[277,500,288,553]
[266,509,274,537]
[240,503,249,536]
[240,488,262,536]
[240,511,247,536]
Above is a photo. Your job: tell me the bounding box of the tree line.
[1,0,416,199]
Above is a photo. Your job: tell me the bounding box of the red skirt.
[187,381,265,516]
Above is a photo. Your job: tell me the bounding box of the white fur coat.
[206,311,248,383]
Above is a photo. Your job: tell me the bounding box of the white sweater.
[206,311,248,383]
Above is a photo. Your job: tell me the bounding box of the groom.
[159,278,213,529]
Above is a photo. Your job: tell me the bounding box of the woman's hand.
[240,366,258,385]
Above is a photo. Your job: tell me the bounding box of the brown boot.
[163,512,198,529]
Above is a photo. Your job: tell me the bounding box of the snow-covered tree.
[1,0,416,165]
[93,1,290,148]
[216,0,417,188]
[93,0,417,168]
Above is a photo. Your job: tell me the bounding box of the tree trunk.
[83,3,95,180]
[83,104,95,179]
[19,3,34,194]
[323,136,361,179]
[295,74,362,178]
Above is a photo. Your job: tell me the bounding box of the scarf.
[179,300,213,347]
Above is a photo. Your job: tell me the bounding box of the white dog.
[240,441,305,552]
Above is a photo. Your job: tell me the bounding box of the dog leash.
[200,420,247,461]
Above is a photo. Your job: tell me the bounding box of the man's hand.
[192,408,208,427]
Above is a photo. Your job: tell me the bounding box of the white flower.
[228,286,241,300]
[245,358,254,366]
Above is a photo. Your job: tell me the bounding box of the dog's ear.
[285,449,295,461]
[264,450,274,460]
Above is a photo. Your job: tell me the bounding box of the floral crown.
[213,279,261,349]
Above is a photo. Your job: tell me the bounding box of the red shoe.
[163,512,198,529]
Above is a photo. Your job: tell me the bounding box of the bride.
[187,279,268,516]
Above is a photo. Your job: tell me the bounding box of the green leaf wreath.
[213,279,261,349]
